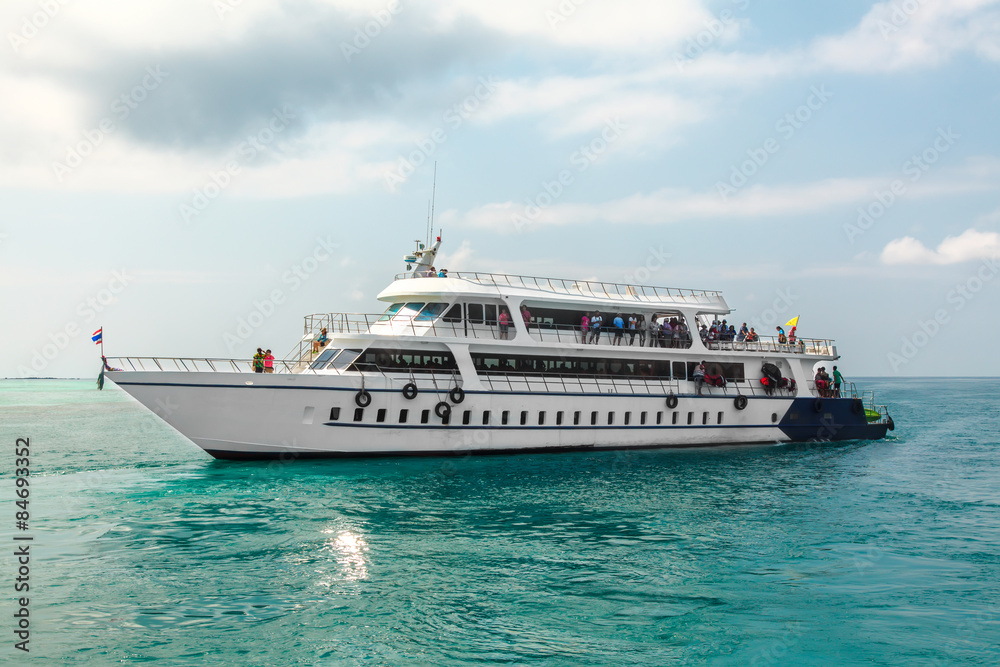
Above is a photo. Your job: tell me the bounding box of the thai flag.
[92,328,103,344]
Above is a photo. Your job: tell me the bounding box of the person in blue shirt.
[613,313,625,345]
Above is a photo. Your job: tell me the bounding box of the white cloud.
[453,158,1000,232]
[881,228,1000,264]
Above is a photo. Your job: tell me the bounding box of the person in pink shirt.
[580,313,590,344]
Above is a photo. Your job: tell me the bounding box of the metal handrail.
[291,312,837,356]
[392,270,725,304]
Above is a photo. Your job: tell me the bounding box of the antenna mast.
[429,161,437,246]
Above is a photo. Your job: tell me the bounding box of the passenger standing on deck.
[264,349,275,373]
[647,315,657,347]
[521,305,531,331]
[637,314,646,347]
[832,365,844,398]
[738,323,748,342]
[613,313,625,345]
[627,314,638,345]
[671,318,681,349]
[580,312,589,344]
[253,348,265,373]
[693,361,707,395]
[498,308,511,340]
[589,310,603,343]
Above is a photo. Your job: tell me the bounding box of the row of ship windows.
[328,407,769,426]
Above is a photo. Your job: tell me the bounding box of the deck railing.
[393,271,726,305]
[293,313,836,357]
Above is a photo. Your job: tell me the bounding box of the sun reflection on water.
[318,529,369,585]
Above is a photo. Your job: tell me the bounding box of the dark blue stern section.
[779,398,890,442]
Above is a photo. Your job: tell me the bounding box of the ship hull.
[109,371,887,460]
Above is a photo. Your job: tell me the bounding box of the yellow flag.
[785,315,799,328]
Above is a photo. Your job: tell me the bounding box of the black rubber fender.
[434,401,451,419]
[734,395,748,410]
[666,394,679,409]
[887,416,895,431]
[812,398,823,413]
[449,387,465,404]
[355,390,372,408]
[402,383,418,400]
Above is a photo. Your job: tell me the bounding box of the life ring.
[402,383,418,400]
[434,401,451,419]
[734,395,748,410]
[851,399,864,415]
[812,398,823,413]
[666,394,679,409]
[355,390,372,408]
[449,387,465,404]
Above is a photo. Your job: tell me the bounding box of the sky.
[2,0,999,379]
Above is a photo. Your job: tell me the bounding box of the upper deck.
[379,271,731,313]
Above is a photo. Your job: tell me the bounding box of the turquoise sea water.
[1,378,998,665]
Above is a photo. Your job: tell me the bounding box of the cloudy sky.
[3,0,999,378]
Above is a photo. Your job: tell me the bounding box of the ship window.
[538,411,545,425]
[482,411,490,425]
[421,409,430,424]
[771,412,778,423]
[354,408,364,422]
[443,304,463,322]
[608,412,615,425]
[640,412,647,425]
[484,304,498,325]
[591,411,598,425]
[415,302,448,321]
[672,411,679,425]
[718,411,724,424]
[672,361,686,381]
[520,411,528,425]
[399,409,408,423]
[573,411,581,425]
[395,302,425,319]
[556,411,563,426]
[657,411,663,425]
[376,409,386,423]
[330,349,362,371]
[310,348,340,370]
[624,412,631,425]
[462,410,471,425]
[329,407,341,421]
[441,411,450,425]
[350,348,457,373]
[502,410,510,425]
[687,412,693,425]
[703,411,709,425]
[378,303,404,321]
[467,303,484,324]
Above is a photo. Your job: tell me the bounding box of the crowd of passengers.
[578,312,694,348]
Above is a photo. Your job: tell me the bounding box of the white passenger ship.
[107,237,893,460]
